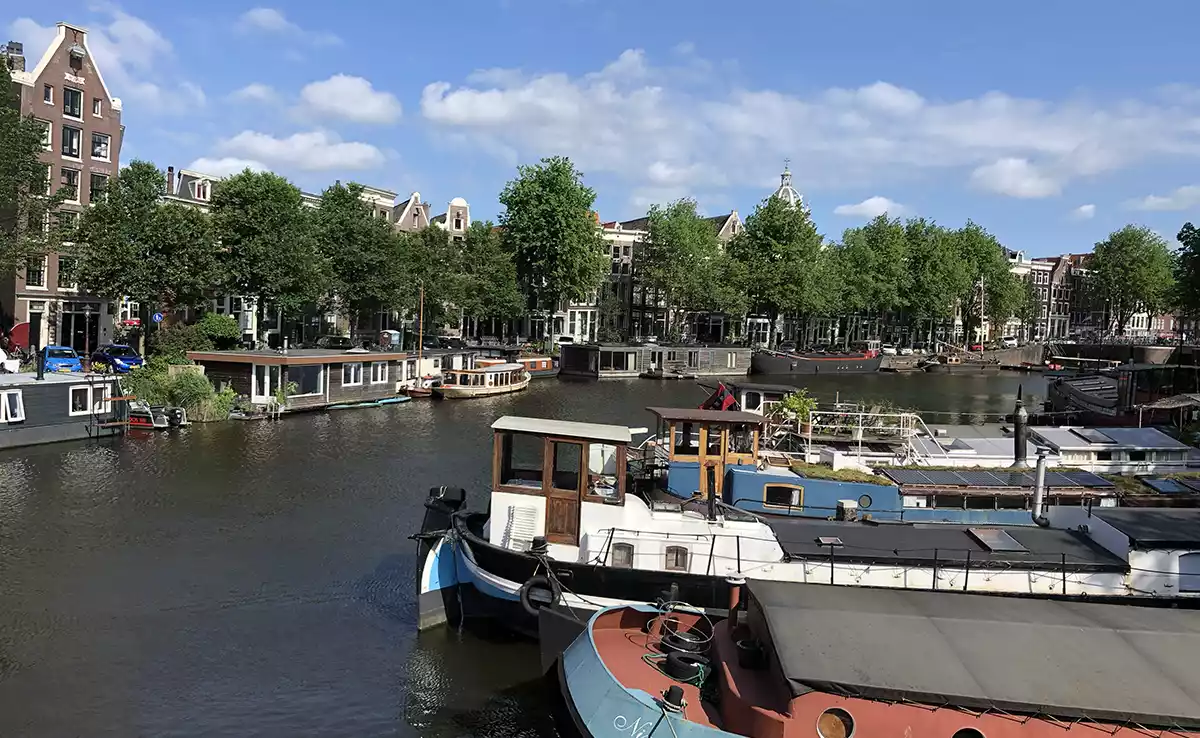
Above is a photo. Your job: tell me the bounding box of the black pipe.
[1011,385,1029,468]
[35,347,44,381]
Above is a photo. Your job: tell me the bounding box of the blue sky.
[8,1,1200,256]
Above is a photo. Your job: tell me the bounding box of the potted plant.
[776,388,817,434]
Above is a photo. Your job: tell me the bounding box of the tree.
[904,219,963,341]
[211,170,326,338]
[1015,278,1040,342]
[398,226,466,332]
[313,182,405,326]
[75,160,222,309]
[836,215,911,318]
[950,221,1021,344]
[0,61,68,275]
[727,196,828,346]
[1087,225,1175,334]
[1176,222,1200,326]
[458,221,525,329]
[637,199,724,336]
[498,156,607,329]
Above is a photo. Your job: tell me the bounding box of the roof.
[491,416,632,445]
[881,467,1114,490]
[909,436,1041,459]
[451,362,523,372]
[1032,426,1191,451]
[748,580,1200,728]
[646,407,766,424]
[0,372,116,388]
[766,517,1124,571]
[728,381,798,394]
[1146,393,1200,410]
[188,349,410,366]
[1090,508,1200,547]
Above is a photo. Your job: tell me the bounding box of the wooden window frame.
[763,483,804,510]
[611,542,634,569]
[665,545,689,572]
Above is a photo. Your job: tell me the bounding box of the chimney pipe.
[1031,449,1049,527]
[166,166,175,194]
[1011,385,1029,468]
[726,575,746,636]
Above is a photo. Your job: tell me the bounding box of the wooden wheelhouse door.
[697,425,728,501]
[544,439,584,546]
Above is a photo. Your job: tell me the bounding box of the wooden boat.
[549,580,1200,738]
[477,355,558,379]
[433,363,530,399]
[406,284,435,399]
[327,396,412,410]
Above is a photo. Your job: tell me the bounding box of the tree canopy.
[638,199,726,334]
[457,221,525,323]
[1174,222,1200,321]
[1087,225,1175,334]
[313,181,405,322]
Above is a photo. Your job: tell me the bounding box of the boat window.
[1128,450,1147,462]
[764,484,801,508]
[743,391,763,411]
[499,433,544,489]
[342,362,363,386]
[552,441,582,491]
[934,494,965,509]
[370,361,388,384]
[673,423,698,456]
[1096,451,1112,461]
[69,386,89,414]
[996,495,1028,509]
[965,495,996,510]
[817,708,855,738]
[1180,552,1200,593]
[91,385,110,413]
[611,542,634,568]
[705,425,723,455]
[665,546,689,571]
[0,390,25,423]
[289,365,322,396]
[728,423,754,454]
[951,730,985,738]
[687,350,699,368]
[587,443,621,500]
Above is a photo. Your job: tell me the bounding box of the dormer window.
[192,180,211,201]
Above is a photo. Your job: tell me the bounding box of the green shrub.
[148,323,212,363]
[197,313,242,350]
[121,361,234,422]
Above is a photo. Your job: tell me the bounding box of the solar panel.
[1144,478,1191,495]
[956,470,1005,487]
[915,470,965,486]
[1043,472,1079,488]
[1059,470,1116,489]
[1179,479,1200,494]
[884,469,934,485]
[968,527,1028,553]
[990,470,1034,487]
[1071,428,1117,444]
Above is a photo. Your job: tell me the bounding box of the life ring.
[664,651,709,682]
[518,575,561,617]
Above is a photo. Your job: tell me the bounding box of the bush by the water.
[147,313,242,362]
[123,357,236,422]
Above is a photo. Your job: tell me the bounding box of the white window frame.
[61,167,81,204]
[61,125,82,160]
[252,364,281,403]
[90,132,111,162]
[43,84,53,105]
[0,390,25,423]
[37,119,51,151]
[342,362,363,387]
[369,361,388,385]
[25,255,48,290]
[62,86,83,120]
[68,384,110,417]
[92,97,103,117]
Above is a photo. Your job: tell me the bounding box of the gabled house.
[431,197,470,242]
[393,192,433,233]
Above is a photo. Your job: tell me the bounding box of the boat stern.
[413,486,467,630]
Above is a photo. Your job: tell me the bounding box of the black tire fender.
[519,575,561,617]
[664,651,709,682]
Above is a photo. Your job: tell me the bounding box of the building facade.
[2,24,123,353]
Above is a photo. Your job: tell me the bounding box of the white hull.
[435,378,530,399]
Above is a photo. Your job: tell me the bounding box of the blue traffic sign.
[152,312,164,323]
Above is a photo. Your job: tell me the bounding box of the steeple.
[772,158,803,208]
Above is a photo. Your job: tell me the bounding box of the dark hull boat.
[750,350,882,375]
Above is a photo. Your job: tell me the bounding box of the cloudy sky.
[7,0,1200,255]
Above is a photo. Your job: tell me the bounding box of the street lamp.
[82,303,95,371]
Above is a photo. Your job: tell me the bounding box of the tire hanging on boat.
[519,575,562,616]
[664,651,709,682]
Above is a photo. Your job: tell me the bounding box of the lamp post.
[82,303,94,371]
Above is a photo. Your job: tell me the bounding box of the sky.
[7,0,1200,256]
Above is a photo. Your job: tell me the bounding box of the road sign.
[152,312,164,323]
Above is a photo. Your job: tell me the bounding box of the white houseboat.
[434,363,530,399]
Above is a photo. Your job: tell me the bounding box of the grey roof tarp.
[748,580,1200,729]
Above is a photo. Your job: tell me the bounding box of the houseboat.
[559,344,750,379]
[749,341,882,375]
[412,409,1192,638]
[433,363,530,399]
[0,370,125,449]
[187,347,410,413]
[549,580,1200,738]
[476,354,558,379]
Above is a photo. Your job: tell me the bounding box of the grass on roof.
[788,462,894,486]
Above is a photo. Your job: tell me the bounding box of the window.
[43,163,52,195]
[92,97,103,117]
[453,216,463,230]
[342,362,363,386]
[412,213,419,227]
[665,546,689,571]
[0,390,25,423]
[61,167,80,202]
[499,432,545,489]
[55,210,79,233]
[192,179,210,201]
[611,542,634,568]
[289,365,323,396]
[36,119,51,150]
[1097,451,1113,461]
[69,384,110,416]
[43,84,53,104]
[764,484,802,508]
[1128,450,1147,462]
[552,441,582,491]
[252,364,282,401]
[743,391,763,412]
[370,361,388,384]
[726,351,737,369]
[89,173,109,202]
[25,257,46,288]
[705,424,723,454]
[58,255,77,289]
[61,125,81,158]
[91,132,110,161]
[63,87,83,118]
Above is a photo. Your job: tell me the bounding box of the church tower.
[772,159,803,208]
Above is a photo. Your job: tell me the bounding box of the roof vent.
[968,527,1027,553]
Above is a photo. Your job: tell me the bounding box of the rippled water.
[0,373,1041,736]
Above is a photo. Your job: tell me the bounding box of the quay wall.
[1051,344,1175,365]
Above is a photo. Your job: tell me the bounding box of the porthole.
[857,494,872,508]
[952,729,985,738]
[816,707,854,738]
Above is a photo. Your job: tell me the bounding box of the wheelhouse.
[443,363,525,388]
[647,406,765,500]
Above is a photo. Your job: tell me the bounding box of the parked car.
[43,345,83,373]
[91,344,144,373]
[880,344,898,356]
[898,346,914,356]
[310,335,355,350]
[777,341,798,353]
[969,343,985,352]
[1000,336,1019,348]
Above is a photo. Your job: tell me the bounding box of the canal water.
[0,373,1042,737]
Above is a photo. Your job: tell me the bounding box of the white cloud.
[8,11,203,113]
[236,8,341,46]
[215,130,385,171]
[1127,185,1200,211]
[833,196,906,218]
[229,83,279,104]
[420,49,1200,206]
[969,158,1061,198]
[186,157,268,177]
[1070,203,1096,220]
[298,75,402,124]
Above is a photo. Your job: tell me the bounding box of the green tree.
[836,215,911,317]
[638,199,724,336]
[196,312,242,350]
[727,196,828,346]
[75,160,222,309]
[951,221,1021,344]
[1087,224,1176,334]
[0,62,68,274]
[313,182,405,326]
[399,226,466,333]
[904,219,965,345]
[211,170,326,339]
[1015,278,1040,342]
[498,156,607,329]
[1175,222,1200,324]
[458,221,525,328]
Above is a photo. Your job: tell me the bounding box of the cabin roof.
[728,381,797,394]
[491,416,632,444]
[1032,426,1190,451]
[0,372,116,387]
[646,407,766,424]
[188,349,411,365]
[1090,508,1200,547]
[453,362,523,372]
[748,580,1200,728]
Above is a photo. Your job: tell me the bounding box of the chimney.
[1031,449,1049,527]
[1011,385,1029,468]
[2,41,25,72]
[166,166,175,193]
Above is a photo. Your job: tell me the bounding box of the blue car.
[43,345,83,372]
[91,344,144,373]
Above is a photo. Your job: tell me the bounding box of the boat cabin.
[647,406,765,500]
[489,416,633,547]
[477,355,555,376]
[559,343,751,378]
[727,381,795,415]
[0,371,125,449]
[442,363,525,389]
